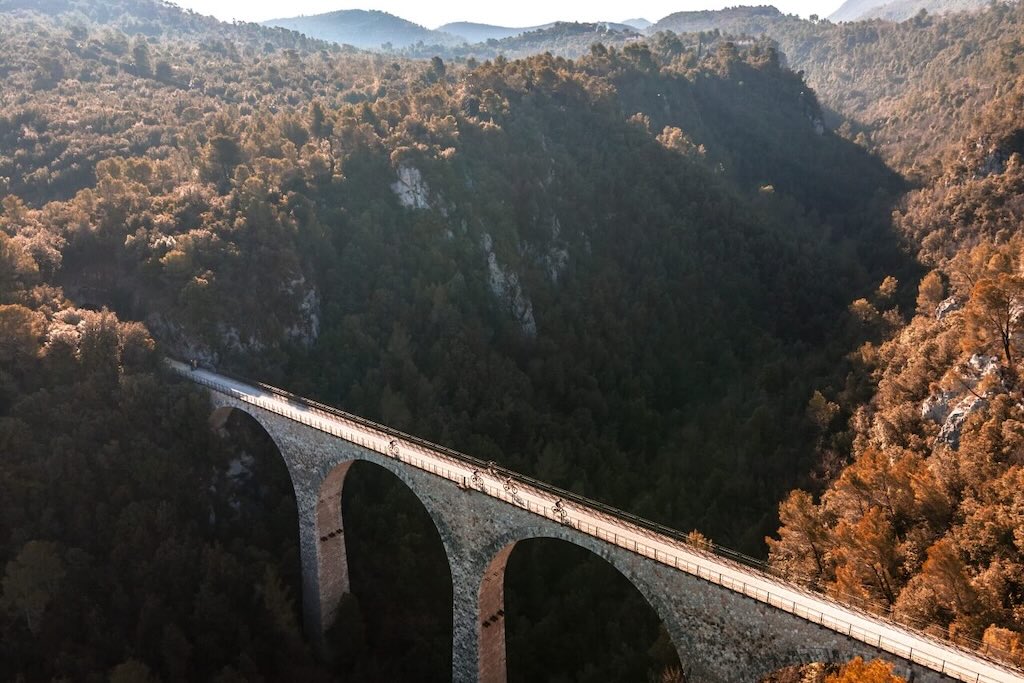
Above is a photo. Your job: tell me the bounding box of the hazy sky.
[168,0,844,28]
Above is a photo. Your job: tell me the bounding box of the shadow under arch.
[206,404,305,631]
[207,403,303,565]
[209,403,306,524]
[479,531,681,683]
[324,458,455,680]
[209,403,455,678]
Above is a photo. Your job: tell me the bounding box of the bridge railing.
[170,360,1024,682]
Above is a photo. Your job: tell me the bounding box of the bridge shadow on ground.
[504,539,680,683]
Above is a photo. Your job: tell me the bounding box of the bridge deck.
[168,360,1024,683]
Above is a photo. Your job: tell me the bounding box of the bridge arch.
[477,527,686,683]
[208,395,457,673]
[209,403,305,512]
[312,457,455,642]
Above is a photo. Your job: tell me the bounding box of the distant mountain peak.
[263,8,462,49]
[621,17,653,29]
[435,21,540,43]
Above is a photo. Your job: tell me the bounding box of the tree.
[916,271,945,314]
[78,309,121,385]
[1,541,65,634]
[308,101,328,139]
[110,659,159,683]
[962,273,1024,369]
[428,56,446,82]
[132,38,153,77]
[919,539,976,614]
[118,321,156,372]
[767,490,831,580]
[877,276,899,302]
[0,304,44,367]
[893,538,976,628]
[806,390,839,431]
[831,507,900,607]
[825,657,906,683]
[982,626,1023,665]
[0,232,38,298]
[825,448,917,527]
[203,135,243,192]
[155,60,173,81]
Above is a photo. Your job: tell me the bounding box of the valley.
[1,0,1023,680]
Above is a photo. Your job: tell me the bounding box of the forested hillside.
[0,1,913,679]
[250,0,1024,177]
[652,5,796,34]
[402,22,643,60]
[5,0,1024,679]
[305,0,1024,178]
[0,1,903,547]
[769,32,1024,670]
[652,2,1024,173]
[828,0,990,22]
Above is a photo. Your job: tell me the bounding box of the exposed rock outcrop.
[543,216,569,283]
[145,273,320,363]
[921,389,958,423]
[934,296,962,321]
[937,394,987,449]
[218,322,266,354]
[391,164,431,209]
[967,352,1000,377]
[921,353,1001,449]
[482,233,537,337]
[145,313,220,367]
[284,276,321,347]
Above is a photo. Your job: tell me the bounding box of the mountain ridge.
[651,5,789,33]
[828,0,994,21]
[435,21,545,43]
[269,9,644,51]
[622,17,654,29]
[263,8,462,49]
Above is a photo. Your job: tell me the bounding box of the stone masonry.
[208,392,953,683]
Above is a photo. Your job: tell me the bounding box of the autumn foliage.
[771,137,1024,667]
[824,657,906,683]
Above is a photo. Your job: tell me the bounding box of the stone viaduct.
[170,360,1024,683]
